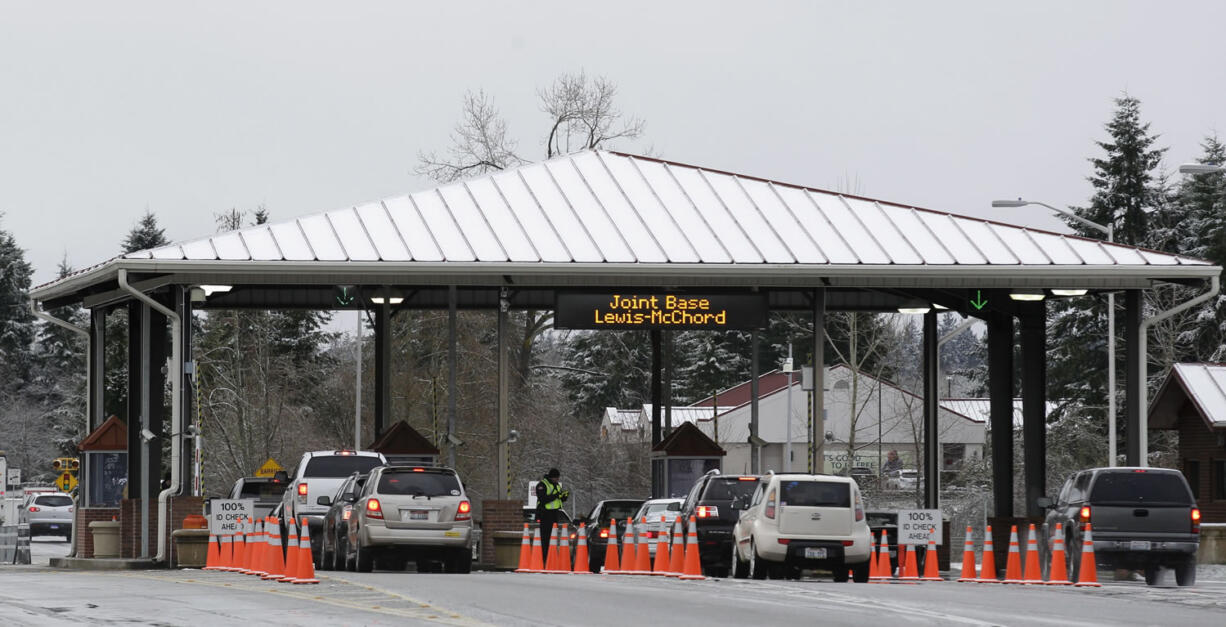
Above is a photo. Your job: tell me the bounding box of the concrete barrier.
[0,525,31,565]
[1198,523,1226,564]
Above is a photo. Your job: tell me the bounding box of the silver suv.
[344,465,473,573]
[731,473,872,581]
[281,449,386,565]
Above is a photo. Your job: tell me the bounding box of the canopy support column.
[751,328,760,474]
[811,288,826,474]
[922,310,939,509]
[1125,289,1143,466]
[374,299,391,441]
[988,310,1014,518]
[498,289,510,498]
[1021,301,1047,517]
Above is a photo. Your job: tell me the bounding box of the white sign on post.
[897,509,943,545]
[209,499,254,534]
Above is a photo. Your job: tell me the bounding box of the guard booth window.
[1184,460,1200,499]
[1214,460,1226,500]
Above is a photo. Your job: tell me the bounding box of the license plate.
[1129,541,1151,551]
[804,547,827,559]
[49,525,59,529]
[409,510,429,521]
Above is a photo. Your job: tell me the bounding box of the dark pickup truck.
[1041,467,1201,586]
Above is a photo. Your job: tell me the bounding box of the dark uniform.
[535,469,568,564]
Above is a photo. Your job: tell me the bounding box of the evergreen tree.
[122,210,169,253]
[0,214,36,392]
[559,330,653,419]
[1173,137,1226,360]
[29,259,88,453]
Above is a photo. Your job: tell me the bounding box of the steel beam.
[988,310,1014,518]
[374,300,391,440]
[1021,301,1046,517]
[811,288,826,474]
[922,310,939,509]
[1125,290,1142,466]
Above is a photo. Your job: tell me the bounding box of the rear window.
[1090,471,1193,505]
[701,478,759,501]
[36,495,73,507]
[598,503,642,524]
[378,471,462,497]
[780,481,850,507]
[641,501,678,516]
[238,482,287,501]
[303,455,383,478]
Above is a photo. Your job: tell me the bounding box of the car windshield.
[702,478,759,501]
[1090,472,1192,505]
[303,456,384,478]
[378,471,462,497]
[36,495,73,507]
[780,481,850,507]
[238,482,287,501]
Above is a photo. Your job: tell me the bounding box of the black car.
[228,472,290,520]
[573,499,646,572]
[679,470,761,577]
[316,471,369,571]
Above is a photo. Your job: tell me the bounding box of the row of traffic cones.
[868,530,942,583]
[515,515,705,580]
[954,523,1099,587]
[203,515,318,584]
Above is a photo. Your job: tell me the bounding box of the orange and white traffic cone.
[558,523,573,573]
[526,526,544,573]
[620,518,637,575]
[546,523,562,573]
[219,532,235,571]
[635,518,653,575]
[572,522,592,574]
[1023,523,1043,584]
[281,518,300,582]
[899,543,919,581]
[956,527,977,582]
[652,519,671,576]
[231,519,248,572]
[292,518,319,584]
[679,516,706,581]
[867,533,879,580]
[1073,524,1101,587]
[870,531,890,582]
[601,521,620,574]
[261,517,286,580]
[976,525,998,583]
[203,530,221,570]
[515,523,532,572]
[247,518,267,576]
[1002,525,1023,584]
[921,534,943,581]
[1046,523,1072,586]
[667,519,685,577]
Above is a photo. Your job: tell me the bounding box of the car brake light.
[342,509,351,521]
[737,477,756,481]
[644,531,656,539]
[696,505,719,518]
[336,450,353,455]
[413,468,425,472]
[1079,505,1091,522]
[765,491,776,520]
[842,540,855,547]
[297,482,308,504]
[600,528,609,539]
[366,498,383,519]
[1192,507,1201,533]
[777,538,790,545]
[456,500,471,521]
[27,506,40,513]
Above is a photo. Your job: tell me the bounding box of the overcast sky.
[3,1,1225,287]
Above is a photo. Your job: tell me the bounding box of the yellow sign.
[554,292,767,330]
[255,458,284,478]
[55,471,78,493]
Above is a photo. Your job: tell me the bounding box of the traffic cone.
[922,535,942,581]
[667,519,685,577]
[679,516,706,581]
[515,523,532,572]
[1002,525,1022,584]
[620,518,637,575]
[899,543,919,581]
[261,517,286,580]
[218,533,234,571]
[526,526,544,573]
[1046,523,1072,586]
[602,521,620,574]
[571,523,592,574]
[652,519,671,576]
[634,518,653,575]
[291,518,319,584]
[1073,524,1101,587]
[956,527,977,582]
[545,523,562,572]
[559,523,572,573]
[232,519,248,573]
[976,525,998,583]
[867,533,879,580]
[245,518,265,575]
[1023,524,1043,584]
[203,530,221,570]
[870,530,890,582]
[281,518,300,582]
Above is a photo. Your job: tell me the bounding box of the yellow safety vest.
[541,478,563,510]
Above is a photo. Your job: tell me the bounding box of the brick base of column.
[480,499,524,566]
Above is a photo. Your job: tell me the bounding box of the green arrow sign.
[970,290,988,310]
[335,285,356,307]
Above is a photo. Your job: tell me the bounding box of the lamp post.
[1179,163,1226,175]
[784,343,794,472]
[992,199,1117,466]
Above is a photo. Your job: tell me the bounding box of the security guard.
[535,468,569,565]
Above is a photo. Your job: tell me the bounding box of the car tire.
[1174,557,1196,587]
[749,540,768,580]
[333,536,347,571]
[356,543,375,573]
[1144,566,1160,586]
[447,549,472,574]
[851,559,870,583]
[731,541,749,579]
[833,561,850,583]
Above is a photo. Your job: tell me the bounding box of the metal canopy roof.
[30,150,1218,305]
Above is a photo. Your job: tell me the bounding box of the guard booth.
[370,421,441,467]
[651,422,726,498]
[74,415,126,557]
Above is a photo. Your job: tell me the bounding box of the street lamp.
[992,198,1118,466]
[1179,163,1226,175]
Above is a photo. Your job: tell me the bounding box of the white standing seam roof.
[937,398,1060,429]
[121,150,1207,270]
[1168,363,1226,427]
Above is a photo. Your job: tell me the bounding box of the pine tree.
[0,214,36,392]
[1172,137,1226,360]
[29,259,88,453]
[121,210,169,253]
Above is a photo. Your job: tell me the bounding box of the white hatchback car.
[731,473,872,581]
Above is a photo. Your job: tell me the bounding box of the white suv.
[281,450,386,565]
[731,473,872,581]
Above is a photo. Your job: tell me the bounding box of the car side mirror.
[1035,496,1052,509]
[316,495,331,506]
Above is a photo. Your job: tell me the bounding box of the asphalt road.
[5,539,1225,626]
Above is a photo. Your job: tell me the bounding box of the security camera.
[506,429,519,444]
[141,428,157,442]
[446,433,464,447]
